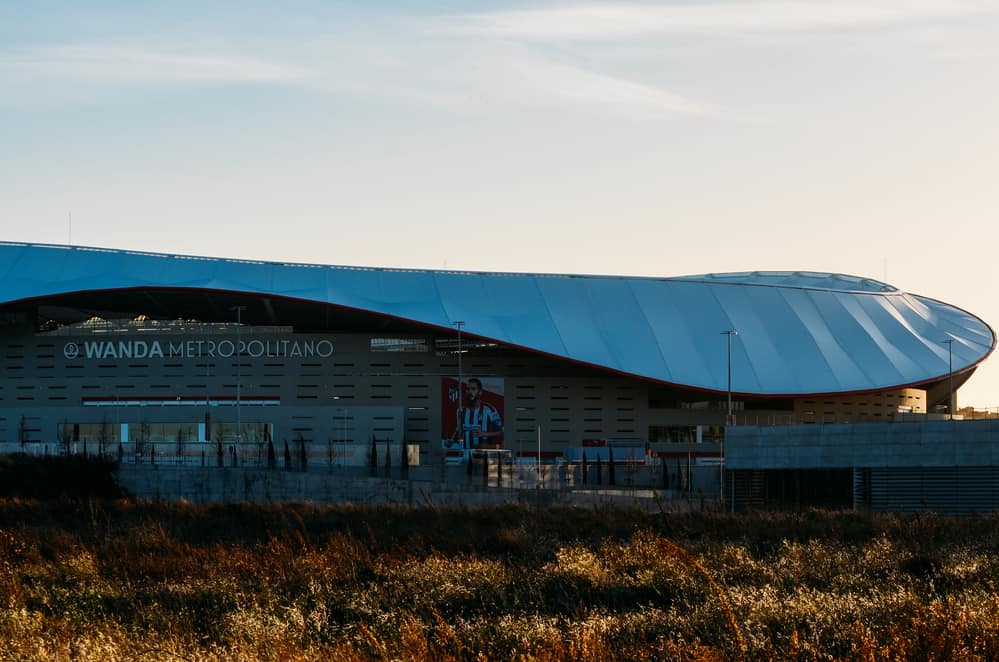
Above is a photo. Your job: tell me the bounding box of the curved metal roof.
[0,242,993,397]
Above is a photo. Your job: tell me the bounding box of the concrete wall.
[725,419,999,470]
[792,387,927,423]
[726,420,999,513]
[113,464,710,512]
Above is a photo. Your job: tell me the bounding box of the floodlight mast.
[232,305,246,445]
[453,321,465,454]
[721,329,738,512]
[942,339,954,420]
[721,330,738,426]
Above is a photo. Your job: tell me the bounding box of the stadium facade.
[0,242,994,471]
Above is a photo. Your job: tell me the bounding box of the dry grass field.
[2,494,999,661]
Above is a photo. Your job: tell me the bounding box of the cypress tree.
[596,455,603,485]
[581,451,588,486]
[401,441,410,477]
[284,439,292,471]
[267,439,276,470]
[369,435,378,477]
[608,447,616,485]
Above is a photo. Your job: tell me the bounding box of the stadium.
[0,242,994,482]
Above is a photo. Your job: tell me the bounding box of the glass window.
[209,422,272,443]
[57,422,122,443]
[370,338,428,353]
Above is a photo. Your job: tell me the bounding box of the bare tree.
[625,448,638,487]
[384,438,391,478]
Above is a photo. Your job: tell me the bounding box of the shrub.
[0,501,998,660]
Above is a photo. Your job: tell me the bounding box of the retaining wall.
[114,464,701,512]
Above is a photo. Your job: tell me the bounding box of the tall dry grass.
[1,500,998,660]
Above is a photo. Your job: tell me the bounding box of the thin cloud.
[493,49,714,117]
[1,44,316,84]
[449,1,994,40]
[0,26,716,119]
[304,37,717,119]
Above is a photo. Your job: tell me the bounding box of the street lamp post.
[453,320,465,451]
[204,355,211,444]
[537,425,542,489]
[720,329,738,512]
[721,330,738,425]
[332,397,342,468]
[232,305,246,445]
[341,407,348,467]
[942,339,954,420]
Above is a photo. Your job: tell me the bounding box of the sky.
[2,1,998,405]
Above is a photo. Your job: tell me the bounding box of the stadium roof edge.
[0,241,902,295]
[0,241,993,397]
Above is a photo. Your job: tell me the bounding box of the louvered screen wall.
[860,467,999,514]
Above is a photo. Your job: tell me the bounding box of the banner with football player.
[441,376,504,450]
